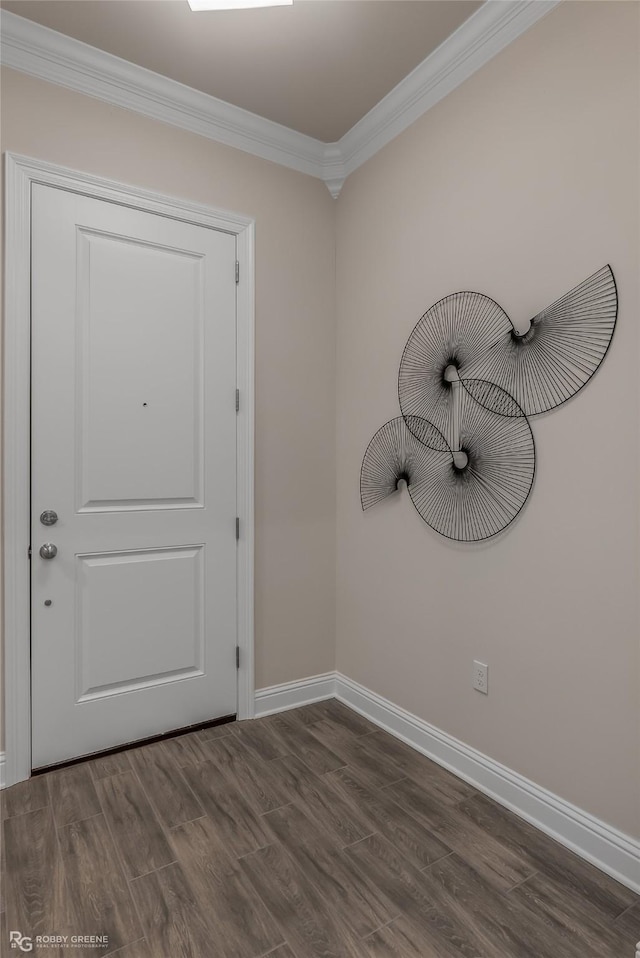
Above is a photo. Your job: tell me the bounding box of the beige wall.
[336,0,640,837]
[0,65,338,737]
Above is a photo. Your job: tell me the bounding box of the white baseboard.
[253,672,336,718]
[253,671,640,893]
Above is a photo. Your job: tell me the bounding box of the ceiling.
[0,0,482,142]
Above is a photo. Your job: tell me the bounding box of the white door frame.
[3,153,256,787]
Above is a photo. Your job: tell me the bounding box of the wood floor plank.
[277,703,332,726]
[508,870,636,957]
[328,765,452,869]
[458,792,638,917]
[361,917,441,957]
[343,834,478,958]
[95,771,175,880]
[319,731,406,789]
[130,861,217,958]
[1,773,50,820]
[270,754,373,847]
[385,777,535,892]
[260,947,296,958]
[365,731,475,805]
[105,939,153,958]
[48,763,102,827]
[264,802,397,938]
[303,717,363,751]
[239,842,361,958]
[230,719,291,761]
[422,852,587,958]
[3,806,75,957]
[57,813,141,953]
[261,718,348,779]
[613,902,640,945]
[313,701,375,737]
[266,711,348,774]
[128,742,204,828]
[87,751,132,781]
[204,735,290,815]
[0,818,6,915]
[342,833,436,925]
[181,759,273,858]
[170,812,236,878]
[171,816,285,957]
[196,721,235,742]
[162,731,215,767]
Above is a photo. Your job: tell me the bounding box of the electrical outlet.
[473,660,488,694]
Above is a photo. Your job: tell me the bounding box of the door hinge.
[235,388,240,413]
[28,545,32,560]
[236,645,240,669]
[235,517,240,540]
[235,261,240,284]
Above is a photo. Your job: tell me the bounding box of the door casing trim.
[3,152,256,786]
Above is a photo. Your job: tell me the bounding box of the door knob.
[40,510,58,526]
[39,543,58,560]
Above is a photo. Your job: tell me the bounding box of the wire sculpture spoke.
[464,266,618,415]
[360,417,450,513]
[409,380,535,541]
[398,291,512,436]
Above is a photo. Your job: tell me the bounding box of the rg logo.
[9,931,33,952]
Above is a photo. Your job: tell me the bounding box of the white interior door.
[31,183,238,769]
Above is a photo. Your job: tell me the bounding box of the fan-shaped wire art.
[463,265,618,415]
[360,416,450,513]
[363,265,617,541]
[398,291,512,436]
[361,383,535,541]
[398,266,617,423]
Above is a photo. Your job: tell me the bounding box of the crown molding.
[0,9,327,179]
[321,144,347,200]
[1,2,560,198]
[338,0,560,177]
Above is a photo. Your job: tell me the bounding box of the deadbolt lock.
[40,510,58,526]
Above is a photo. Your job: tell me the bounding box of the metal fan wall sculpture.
[361,265,617,541]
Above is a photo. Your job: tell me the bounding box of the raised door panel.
[76,229,204,511]
[76,546,205,702]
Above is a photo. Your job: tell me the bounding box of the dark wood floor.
[1,700,638,957]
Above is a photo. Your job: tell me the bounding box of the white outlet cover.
[473,660,488,694]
